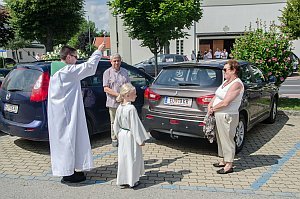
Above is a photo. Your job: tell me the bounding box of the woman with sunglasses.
[207,59,244,174]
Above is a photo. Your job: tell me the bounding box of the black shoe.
[61,173,86,183]
[74,171,85,176]
[216,168,233,174]
[130,181,140,188]
[120,184,130,189]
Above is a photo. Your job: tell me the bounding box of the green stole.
[50,61,67,76]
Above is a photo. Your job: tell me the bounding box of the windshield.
[1,68,42,92]
[155,67,222,87]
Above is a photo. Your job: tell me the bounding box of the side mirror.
[268,75,276,83]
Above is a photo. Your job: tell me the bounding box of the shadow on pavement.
[234,113,289,171]
[11,130,111,155]
[70,156,191,188]
[144,156,186,170]
[14,139,50,155]
[136,169,191,190]
[150,135,218,157]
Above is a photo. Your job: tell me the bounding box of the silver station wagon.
[141,59,279,153]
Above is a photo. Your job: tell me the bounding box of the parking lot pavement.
[0,112,299,198]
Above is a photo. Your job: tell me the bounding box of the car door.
[81,64,111,133]
[239,64,261,122]
[143,57,156,75]
[248,64,272,118]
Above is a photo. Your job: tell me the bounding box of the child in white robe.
[113,83,151,188]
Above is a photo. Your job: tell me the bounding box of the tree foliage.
[0,5,14,47]
[68,19,98,55]
[109,0,203,76]
[232,20,293,86]
[4,0,85,52]
[279,0,300,40]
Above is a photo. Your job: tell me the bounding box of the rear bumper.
[142,108,206,138]
[0,114,49,141]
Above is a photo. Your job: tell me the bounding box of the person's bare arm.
[103,86,119,97]
[207,96,216,115]
[212,82,243,112]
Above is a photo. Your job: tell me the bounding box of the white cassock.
[47,50,102,176]
[113,103,151,186]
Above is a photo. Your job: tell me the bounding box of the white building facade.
[109,0,300,65]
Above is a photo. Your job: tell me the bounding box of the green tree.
[109,0,203,76]
[68,19,98,55]
[279,0,300,40]
[232,20,293,86]
[0,5,14,47]
[4,0,85,52]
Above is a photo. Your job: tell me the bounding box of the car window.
[249,64,266,83]
[164,55,174,62]
[155,67,222,87]
[156,55,163,63]
[81,64,108,87]
[239,64,252,84]
[1,68,42,92]
[128,69,149,87]
[175,55,184,62]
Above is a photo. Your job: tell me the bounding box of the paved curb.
[278,110,300,116]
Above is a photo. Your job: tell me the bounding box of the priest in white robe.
[47,43,105,183]
[113,83,151,188]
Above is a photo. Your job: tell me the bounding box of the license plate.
[4,103,19,113]
[164,96,192,107]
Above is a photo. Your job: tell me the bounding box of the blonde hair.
[116,83,135,103]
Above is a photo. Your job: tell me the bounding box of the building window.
[12,51,16,59]
[176,40,184,55]
[19,51,23,60]
[180,40,184,55]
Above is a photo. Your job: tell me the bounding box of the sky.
[0,0,110,31]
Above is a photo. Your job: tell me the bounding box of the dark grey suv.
[141,59,279,152]
[134,54,189,76]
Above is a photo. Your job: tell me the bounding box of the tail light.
[30,72,50,102]
[144,88,161,101]
[146,114,154,119]
[198,122,205,126]
[196,94,215,105]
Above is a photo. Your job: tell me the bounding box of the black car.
[141,59,278,152]
[0,60,154,141]
[134,54,189,76]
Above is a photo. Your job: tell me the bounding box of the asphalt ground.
[0,112,299,198]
